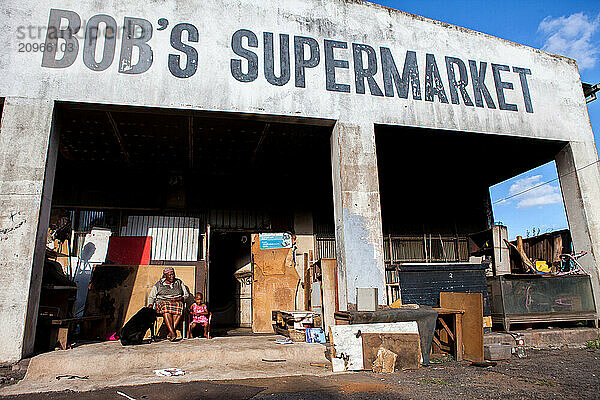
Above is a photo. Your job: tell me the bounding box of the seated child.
[188,292,210,338]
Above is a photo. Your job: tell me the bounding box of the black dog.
[120,307,157,346]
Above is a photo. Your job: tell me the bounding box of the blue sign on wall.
[259,233,292,249]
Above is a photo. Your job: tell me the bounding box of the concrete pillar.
[330,121,386,310]
[0,98,57,363]
[555,141,600,317]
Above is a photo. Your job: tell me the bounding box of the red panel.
[106,236,152,265]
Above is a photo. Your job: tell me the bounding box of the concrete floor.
[0,335,331,396]
[2,348,599,399]
[2,327,597,396]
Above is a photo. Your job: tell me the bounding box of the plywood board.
[84,265,195,335]
[320,259,338,333]
[329,322,419,372]
[362,333,421,371]
[251,234,300,333]
[440,292,484,363]
[83,229,112,264]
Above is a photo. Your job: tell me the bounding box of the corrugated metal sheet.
[121,215,201,262]
[77,210,105,231]
[385,236,469,263]
[208,209,270,230]
[316,237,336,259]
[397,263,490,316]
[317,235,469,263]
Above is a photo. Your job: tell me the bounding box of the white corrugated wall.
[121,215,200,261]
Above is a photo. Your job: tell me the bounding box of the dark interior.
[375,125,567,236]
[52,102,335,232]
[50,102,336,329]
[209,232,251,326]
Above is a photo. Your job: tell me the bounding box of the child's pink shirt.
[191,303,209,324]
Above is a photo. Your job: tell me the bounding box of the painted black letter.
[445,57,473,106]
[83,14,117,72]
[294,36,320,88]
[230,29,258,82]
[424,54,448,103]
[119,17,153,74]
[41,9,80,68]
[169,23,199,78]
[513,66,533,113]
[352,43,383,96]
[264,33,290,86]
[468,60,496,109]
[324,40,350,93]
[491,64,517,111]
[380,48,421,100]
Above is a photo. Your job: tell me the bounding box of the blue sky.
[372,0,600,239]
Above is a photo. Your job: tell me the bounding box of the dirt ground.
[1,348,599,399]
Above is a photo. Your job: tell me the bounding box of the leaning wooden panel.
[251,234,300,333]
[439,292,484,363]
[362,333,421,371]
[320,258,338,333]
[84,265,196,335]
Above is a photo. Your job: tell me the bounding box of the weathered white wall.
[0,98,56,364]
[0,0,591,142]
[0,0,599,362]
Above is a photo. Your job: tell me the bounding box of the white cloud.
[504,175,563,209]
[538,12,600,70]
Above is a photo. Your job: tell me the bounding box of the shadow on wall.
[74,241,96,318]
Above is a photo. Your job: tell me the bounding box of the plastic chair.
[188,312,212,338]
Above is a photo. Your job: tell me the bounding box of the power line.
[492,159,600,205]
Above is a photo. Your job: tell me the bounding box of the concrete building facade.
[0,0,599,363]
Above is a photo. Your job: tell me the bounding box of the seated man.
[147,267,191,341]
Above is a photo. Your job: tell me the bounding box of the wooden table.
[433,307,464,361]
[48,315,109,350]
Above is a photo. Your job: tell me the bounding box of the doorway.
[209,231,251,328]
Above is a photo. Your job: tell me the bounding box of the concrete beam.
[556,141,600,317]
[330,121,386,310]
[0,98,56,363]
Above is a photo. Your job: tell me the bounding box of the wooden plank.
[435,307,464,315]
[57,327,69,350]
[371,347,397,373]
[437,317,454,341]
[440,292,484,363]
[50,315,107,325]
[455,313,463,361]
[362,333,420,371]
[304,253,310,311]
[251,234,299,333]
[329,322,419,372]
[320,258,338,333]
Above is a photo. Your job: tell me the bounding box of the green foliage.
[421,378,454,386]
[585,334,600,350]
